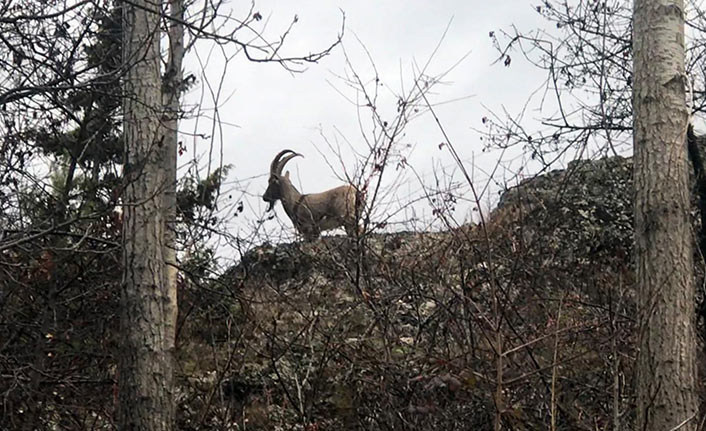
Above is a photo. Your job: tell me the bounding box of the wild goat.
[263,149,364,241]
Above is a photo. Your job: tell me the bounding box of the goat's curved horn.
[270,150,296,174]
[277,152,302,174]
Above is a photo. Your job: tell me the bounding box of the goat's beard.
[266,200,275,212]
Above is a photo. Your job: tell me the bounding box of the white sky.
[181,1,556,250]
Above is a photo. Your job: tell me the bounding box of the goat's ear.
[284,171,290,179]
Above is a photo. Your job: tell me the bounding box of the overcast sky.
[181,1,556,250]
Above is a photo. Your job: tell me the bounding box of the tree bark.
[162,0,183,358]
[633,0,697,430]
[119,1,175,429]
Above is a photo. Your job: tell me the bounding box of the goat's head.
[262,149,302,211]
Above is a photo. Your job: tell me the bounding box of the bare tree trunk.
[162,0,183,355]
[119,1,175,429]
[633,1,697,430]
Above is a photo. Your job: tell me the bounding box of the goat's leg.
[344,218,361,238]
[301,227,320,242]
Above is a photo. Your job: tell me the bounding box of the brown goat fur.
[263,150,364,241]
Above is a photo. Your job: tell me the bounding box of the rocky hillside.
[177,156,698,430]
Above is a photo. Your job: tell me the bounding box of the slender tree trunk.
[633,0,697,430]
[162,0,183,357]
[119,1,175,429]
